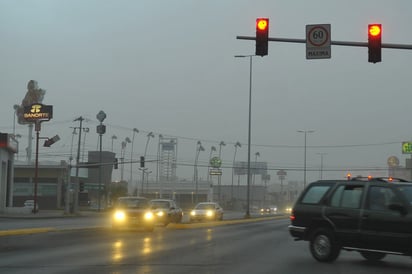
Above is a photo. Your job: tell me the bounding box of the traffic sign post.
[306,24,331,59]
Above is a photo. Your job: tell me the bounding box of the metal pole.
[98,126,102,212]
[235,54,254,218]
[33,124,40,214]
[246,55,253,218]
[237,35,412,50]
[73,116,83,214]
[304,132,307,188]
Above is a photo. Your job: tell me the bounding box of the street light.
[96,110,107,212]
[141,132,155,195]
[194,141,205,204]
[235,54,255,218]
[207,146,216,183]
[297,130,315,188]
[111,135,117,151]
[120,137,131,182]
[13,104,19,136]
[316,152,327,180]
[231,142,241,201]
[130,128,139,194]
[217,141,226,202]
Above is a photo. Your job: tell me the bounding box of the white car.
[190,202,223,222]
[24,200,39,213]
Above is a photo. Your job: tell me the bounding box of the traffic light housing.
[79,182,85,192]
[255,18,269,56]
[113,158,118,169]
[140,156,145,168]
[368,24,382,63]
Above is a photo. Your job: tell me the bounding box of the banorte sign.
[23,103,53,122]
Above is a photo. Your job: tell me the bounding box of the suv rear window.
[301,185,331,204]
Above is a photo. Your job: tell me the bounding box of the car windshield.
[195,203,215,210]
[151,201,170,209]
[396,185,412,205]
[117,198,149,208]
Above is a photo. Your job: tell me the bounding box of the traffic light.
[113,158,118,169]
[255,18,269,56]
[140,156,145,168]
[368,24,382,63]
[79,182,85,192]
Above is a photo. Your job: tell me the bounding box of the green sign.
[210,157,222,168]
[402,142,412,154]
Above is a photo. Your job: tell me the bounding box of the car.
[190,202,223,222]
[23,200,39,213]
[112,197,155,232]
[150,199,183,226]
[289,177,412,262]
[260,205,278,214]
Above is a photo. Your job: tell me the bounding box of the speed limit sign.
[306,24,331,59]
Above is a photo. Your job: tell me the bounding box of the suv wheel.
[360,251,386,261]
[309,228,341,262]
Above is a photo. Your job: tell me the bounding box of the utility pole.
[73,116,84,214]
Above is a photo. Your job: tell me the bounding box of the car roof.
[118,196,147,201]
[150,199,173,202]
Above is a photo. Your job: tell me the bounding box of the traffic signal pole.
[237,35,412,50]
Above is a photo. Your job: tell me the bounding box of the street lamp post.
[217,141,226,203]
[235,54,254,218]
[96,110,107,212]
[141,132,154,195]
[130,128,139,195]
[111,135,117,151]
[13,104,19,136]
[297,130,315,188]
[120,138,131,182]
[194,141,205,204]
[156,134,163,198]
[251,152,260,207]
[207,146,216,183]
[316,152,327,180]
[231,142,241,201]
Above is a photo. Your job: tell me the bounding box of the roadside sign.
[306,24,331,59]
[209,168,222,176]
[402,142,412,154]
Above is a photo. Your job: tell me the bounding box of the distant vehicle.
[259,205,277,214]
[112,197,155,232]
[150,199,183,226]
[23,200,39,213]
[190,202,223,222]
[289,177,412,262]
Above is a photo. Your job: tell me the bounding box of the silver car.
[190,202,223,222]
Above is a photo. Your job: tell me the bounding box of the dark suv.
[289,177,412,262]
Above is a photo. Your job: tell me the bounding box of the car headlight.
[144,212,154,220]
[190,210,196,216]
[206,210,214,217]
[156,211,164,217]
[114,210,126,221]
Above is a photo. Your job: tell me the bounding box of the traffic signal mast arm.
[237,35,412,50]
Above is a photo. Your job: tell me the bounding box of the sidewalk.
[0,209,109,219]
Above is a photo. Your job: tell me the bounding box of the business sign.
[23,104,53,122]
[402,142,412,154]
[306,24,331,59]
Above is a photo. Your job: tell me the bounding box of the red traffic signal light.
[256,18,269,56]
[368,24,382,63]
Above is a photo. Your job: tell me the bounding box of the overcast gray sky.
[1,0,412,185]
